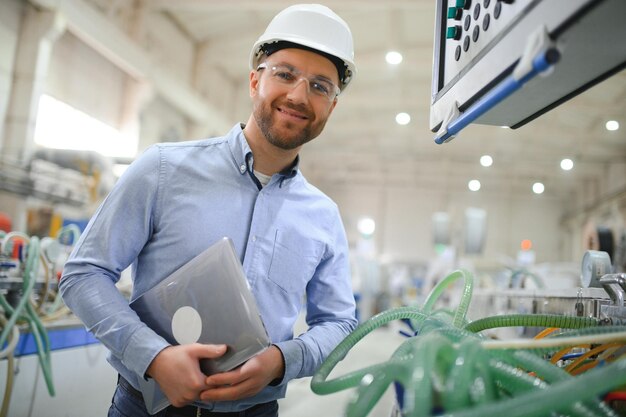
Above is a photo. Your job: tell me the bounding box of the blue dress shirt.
[60,123,357,412]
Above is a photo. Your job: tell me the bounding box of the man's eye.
[275,70,295,81]
[311,82,331,95]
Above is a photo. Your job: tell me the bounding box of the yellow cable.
[534,327,558,339]
[570,360,598,376]
[565,343,624,373]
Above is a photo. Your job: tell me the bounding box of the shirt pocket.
[267,230,324,294]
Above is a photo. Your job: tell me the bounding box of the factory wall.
[323,182,564,266]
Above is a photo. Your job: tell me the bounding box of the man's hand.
[199,345,285,402]
[146,344,227,407]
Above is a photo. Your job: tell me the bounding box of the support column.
[1,5,66,164]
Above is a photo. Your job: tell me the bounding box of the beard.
[253,99,327,150]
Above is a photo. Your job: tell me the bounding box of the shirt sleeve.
[274,209,357,381]
[59,145,170,379]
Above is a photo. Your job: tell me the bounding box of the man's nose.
[286,78,310,102]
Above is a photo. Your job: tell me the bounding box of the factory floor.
[279,323,404,417]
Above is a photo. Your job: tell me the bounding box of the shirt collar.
[229,123,299,181]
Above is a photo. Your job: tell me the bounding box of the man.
[60,4,358,417]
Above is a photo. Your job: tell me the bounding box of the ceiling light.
[468,179,481,191]
[560,158,574,171]
[532,182,545,194]
[357,217,376,236]
[385,51,403,65]
[606,120,620,131]
[480,155,493,167]
[395,112,411,125]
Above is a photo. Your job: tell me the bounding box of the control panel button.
[456,0,472,10]
[473,3,481,20]
[447,26,462,40]
[482,13,490,31]
[448,7,463,20]
[463,35,470,51]
[494,2,502,18]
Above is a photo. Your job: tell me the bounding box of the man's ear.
[249,70,260,97]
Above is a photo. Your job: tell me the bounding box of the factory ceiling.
[53,0,626,200]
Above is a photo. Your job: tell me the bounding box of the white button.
[252,236,257,242]
[240,164,246,173]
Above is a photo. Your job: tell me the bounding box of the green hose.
[311,266,626,417]
[504,351,617,417]
[439,358,626,417]
[0,237,55,396]
[422,269,474,329]
[444,338,496,411]
[310,306,428,395]
[464,314,600,334]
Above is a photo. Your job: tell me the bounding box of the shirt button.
[252,236,257,242]
[239,164,246,173]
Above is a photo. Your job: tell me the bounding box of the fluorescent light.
[357,217,376,236]
[468,179,481,191]
[480,155,493,167]
[606,120,620,131]
[385,51,403,65]
[532,182,545,194]
[395,112,411,125]
[560,158,574,171]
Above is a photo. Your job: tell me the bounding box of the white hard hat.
[249,4,356,91]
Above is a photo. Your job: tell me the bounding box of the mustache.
[277,101,314,120]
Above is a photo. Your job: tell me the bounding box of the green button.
[447,7,462,19]
[446,26,460,40]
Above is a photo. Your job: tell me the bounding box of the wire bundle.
[311,269,626,417]
[0,225,80,416]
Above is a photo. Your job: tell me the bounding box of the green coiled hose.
[311,306,429,395]
[0,236,55,396]
[312,268,626,417]
[464,314,600,333]
[438,359,626,417]
[422,269,474,329]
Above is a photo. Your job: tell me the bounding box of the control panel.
[430,0,626,134]
[441,0,532,87]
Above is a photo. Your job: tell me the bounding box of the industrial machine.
[0,226,116,416]
[311,251,626,416]
[430,0,626,143]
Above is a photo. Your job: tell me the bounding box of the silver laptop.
[130,237,270,414]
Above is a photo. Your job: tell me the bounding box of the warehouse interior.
[1,0,626,416]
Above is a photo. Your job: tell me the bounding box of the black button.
[473,3,481,20]
[463,0,472,10]
[463,35,470,51]
[482,13,490,31]
[464,15,471,31]
[483,0,491,7]
[494,2,502,18]
[455,45,462,61]
[472,25,480,42]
